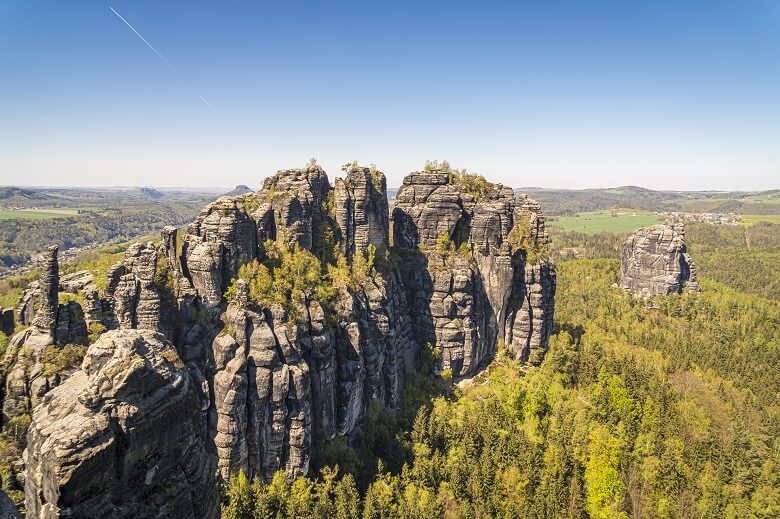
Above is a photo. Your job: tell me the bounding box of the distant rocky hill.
[223,184,254,196]
[0,187,52,206]
[1,164,555,516]
[517,186,780,215]
[135,186,165,199]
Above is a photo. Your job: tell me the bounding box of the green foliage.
[341,160,359,172]
[221,469,252,519]
[0,268,38,308]
[87,321,106,343]
[506,218,548,263]
[243,194,260,215]
[221,467,362,519]
[221,255,780,517]
[448,170,490,202]
[58,291,85,307]
[325,245,380,292]
[435,232,452,253]
[423,160,452,173]
[40,344,87,378]
[0,199,206,272]
[323,190,335,217]
[226,240,335,322]
[0,331,7,358]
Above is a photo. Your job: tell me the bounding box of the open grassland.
[0,208,81,220]
[742,214,780,226]
[549,209,662,234]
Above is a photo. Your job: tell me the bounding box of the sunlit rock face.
[24,330,218,519]
[620,223,700,297]
[392,170,556,374]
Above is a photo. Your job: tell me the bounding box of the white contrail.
[199,96,214,110]
[109,6,213,110]
[109,6,176,72]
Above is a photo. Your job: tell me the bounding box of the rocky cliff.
[392,170,556,371]
[620,223,700,297]
[4,163,555,517]
[24,330,217,518]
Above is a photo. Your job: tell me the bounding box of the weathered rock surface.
[24,329,218,519]
[334,165,390,256]
[8,162,556,513]
[620,223,700,297]
[2,247,91,431]
[0,308,12,337]
[393,170,556,374]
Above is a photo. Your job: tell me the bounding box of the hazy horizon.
[1,1,779,191]
[4,180,778,194]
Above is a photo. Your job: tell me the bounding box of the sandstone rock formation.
[392,169,556,372]
[24,329,218,519]
[2,246,91,432]
[0,309,12,337]
[7,162,556,514]
[620,223,700,297]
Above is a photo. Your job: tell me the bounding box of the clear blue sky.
[0,1,778,190]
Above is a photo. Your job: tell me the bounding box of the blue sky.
[0,1,778,190]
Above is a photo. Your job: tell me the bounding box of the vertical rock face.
[620,224,700,297]
[2,247,93,435]
[183,197,258,309]
[24,330,218,519]
[334,166,390,256]
[0,308,13,337]
[104,242,163,331]
[32,246,59,338]
[392,169,556,374]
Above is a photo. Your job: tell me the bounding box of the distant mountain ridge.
[510,186,780,215]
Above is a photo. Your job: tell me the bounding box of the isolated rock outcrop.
[32,246,59,339]
[620,223,700,297]
[2,246,91,432]
[24,329,218,519]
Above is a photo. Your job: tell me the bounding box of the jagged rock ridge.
[5,163,556,517]
[620,223,700,297]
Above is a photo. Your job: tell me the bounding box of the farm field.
[741,214,780,226]
[0,208,81,220]
[548,209,662,233]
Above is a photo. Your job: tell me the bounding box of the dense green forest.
[550,222,780,301]
[221,252,780,518]
[0,201,208,271]
[523,186,780,216]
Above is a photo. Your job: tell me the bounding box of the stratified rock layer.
[620,223,700,297]
[392,170,556,373]
[24,330,218,519]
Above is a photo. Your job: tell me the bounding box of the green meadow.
[0,208,80,220]
[549,209,663,234]
[741,214,780,226]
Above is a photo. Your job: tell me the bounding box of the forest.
[220,225,780,518]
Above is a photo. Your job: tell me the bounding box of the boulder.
[24,329,218,519]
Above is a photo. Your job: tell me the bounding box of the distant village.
[0,241,102,280]
[661,211,742,226]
